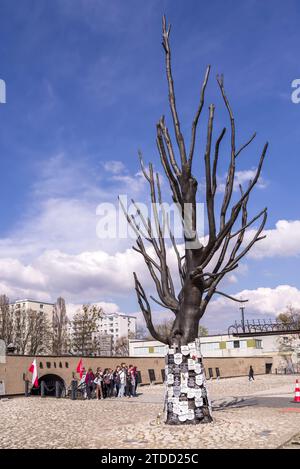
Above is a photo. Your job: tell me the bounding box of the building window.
[233,340,240,349]
[255,340,262,349]
[65,362,69,368]
[46,362,51,369]
[148,369,156,382]
[201,342,220,352]
[59,362,62,368]
[208,368,213,378]
[134,347,148,355]
[40,304,44,309]
[39,362,43,369]
[53,362,56,368]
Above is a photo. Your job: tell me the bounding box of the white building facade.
[10,299,54,322]
[129,333,300,372]
[99,313,137,344]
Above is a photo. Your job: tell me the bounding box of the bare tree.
[71,304,103,356]
[52,297,70,355]
[121,17,268,424]
[28,310,52,355]
[113,332,135,356]
[122,16,268,347]
[13,308,51,355]
[0,295,13,346]
[277,306,300,372]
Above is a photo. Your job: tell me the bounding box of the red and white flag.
[28,359,38,388]
[76,358,83,378]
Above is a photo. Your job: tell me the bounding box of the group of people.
[79,363,139,400]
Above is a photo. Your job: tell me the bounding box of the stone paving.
[1,374,300,449]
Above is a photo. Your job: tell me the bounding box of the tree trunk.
[164,339,212,425]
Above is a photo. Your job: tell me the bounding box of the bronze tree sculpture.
[121,17,268,424]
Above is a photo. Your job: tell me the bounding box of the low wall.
[0,354,273,395]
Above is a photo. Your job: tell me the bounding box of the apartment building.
[99,313,137,344]
[10,299,54,322]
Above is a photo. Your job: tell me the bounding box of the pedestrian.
[108,368,114,397]
[103,368,112,398]
[79,367,87,399]
[133,366,139,395]
[249,365,254,382]
[85,368,95,399]
[118,364,126,398]
[124,365,131,397]
[94,368,102,400]
[114,366,121,397]
[128,364,137,397]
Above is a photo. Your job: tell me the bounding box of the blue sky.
[1,0,300,333]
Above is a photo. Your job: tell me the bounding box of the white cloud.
[247,219,300,259]
[103,160,126,174]
[210,284,300,315]
[201,284,300,334]
[66,301,122,319]
[217,168,267,193]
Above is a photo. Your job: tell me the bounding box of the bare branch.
[158,116,181,176]
[235,132,256,158]
[205,104,216,243]
[134,273,169,344]
[162,15,187,166]
[212,127,226,196]
[188,65,211,163]
[217,74,236,230]
[213,291,248,302]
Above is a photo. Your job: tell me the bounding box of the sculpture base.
[164,339,213,425]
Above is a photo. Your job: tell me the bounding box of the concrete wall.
[0,354,273,396]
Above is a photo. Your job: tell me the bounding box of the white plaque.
[187,409,194,420]
[188,358,195,370]
[195,374,204,386]
[181,372,188,383]
[194,363,202,374]
[194,389,203,399]
[174,353,183,365]
[195,397,204,407]
[179,401,188,412]
[187,388,195,399]
[167,374,174,385]
[181,345,190,356]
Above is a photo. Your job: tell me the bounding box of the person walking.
[85,368,95,399]
[249,365,255,382]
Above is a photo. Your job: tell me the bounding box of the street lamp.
[239,305,246,333]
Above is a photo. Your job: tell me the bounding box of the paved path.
[1,375,300,449]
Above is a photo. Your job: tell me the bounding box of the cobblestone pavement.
[1,375,300,449]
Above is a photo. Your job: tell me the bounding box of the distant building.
[10,299,54,322]
[98,334,113,356]
[129,333,300,373]
[99,313,136,345]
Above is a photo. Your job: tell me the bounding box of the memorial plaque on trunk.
[174,353,183,365]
